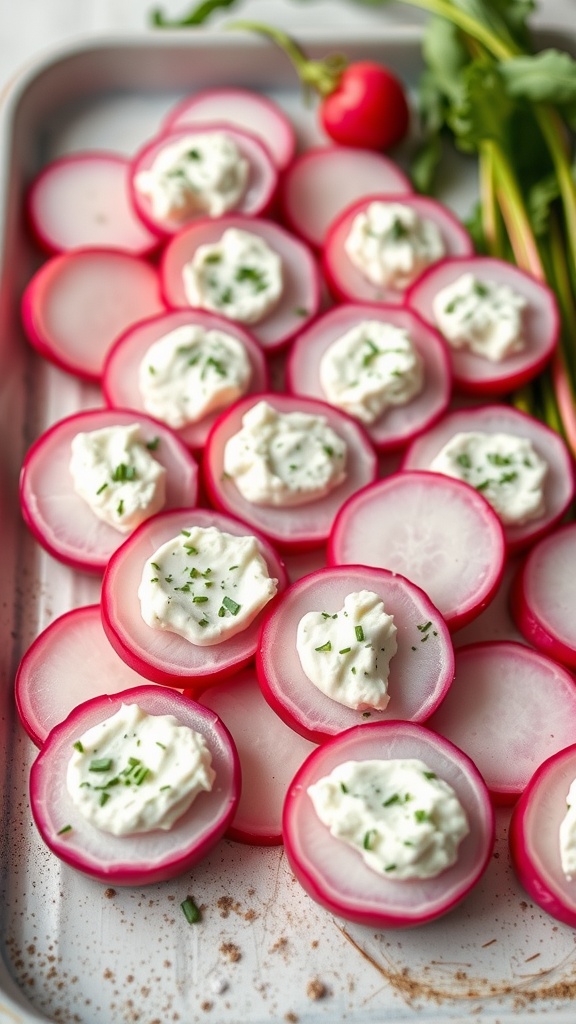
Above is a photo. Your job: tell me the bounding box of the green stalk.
[386,0,520,59]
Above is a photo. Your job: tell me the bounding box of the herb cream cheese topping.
[307,758,469,880]
[66,702,215,836]
[345,201,446,291]
[182,228,283,323]
[69,423,166,533]
[296,590,398,710]
[138,323,252,428]
[319,320,424,424]
[134,131,249,222]
[560,777,576,879]
[223,400,347,507]
[429,430,547,525]
[138,524,277,646]
[432,272,527,362]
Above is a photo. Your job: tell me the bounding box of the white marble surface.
[0,0,573,92]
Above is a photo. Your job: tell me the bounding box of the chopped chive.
[363,829,377,850]
[423,771,437,780]
[222,595,241,616]
[340,782,349,794]
[228,565,239,571]
[73,741,84,753]
[181,897,201,924]
[117,500,124,516]
[415,809,431,823]
[198,618,209,628]
[355,625,365,642]
[146,436,160,450]
[193,595,209,604]
[156,742,166,750]
[89,758,113,773]
[96,482,108,495]
[181,529,191,537]
[338,647,351,655]
[362,711,371,718]
[99,792,110,807]
[323,445,334,457]
[112,463,137,482]
[383,793,400,807]
[384,864,397,873]
[151,562,161,571]
[57,825,72,835]
[314,641,332,653]
[417,621,432,633]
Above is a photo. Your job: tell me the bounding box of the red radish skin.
[160,215,321,351]
[286,302,452,452]
[21,248,165,381]
[27,152,159,257]
[323,193,474,306]
[401,404,575,554]
[29,686,240,886]
[130,124,278,237]
[329,470,505,631]
[102,309,269,451]
[163,87,296,171]
[427,641,576,805]
[511,522,576,670]
[196,668,316,845]
[101,507,287,687]
[15,605,163,748]
[509,744,576,928]
[19,408,199,574]
[405,256,559,396]
[283,720,494,928]
[256,565,454,743]
[453,556,526,649]
[203,392,378,552]
[319,61,410,151]
[280,147,412,250]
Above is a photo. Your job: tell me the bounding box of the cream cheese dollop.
[138,322,252,428]
[138,524,277,646]
[296,590,398,710]
[69,423,166,533]
[223,400,347,507]
[66,702,215,836]
[319,320,424,424]
[345,201,445,291]
[560,777,576,880]
[429,430,547,526]
[432,273,527,362]
[182,228,283,323]
[134,131,249,222]
[308,758,469,880]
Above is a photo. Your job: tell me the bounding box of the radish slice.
[102,309,269,451]
[511,522,576,669]
[22,248,165,381]
[329,470,505,631]
[101,507,287,687]
[509,743,576,927]
[286,303,452,452]
[257,565,454,743]
[197,668,316,845]
[400,404,575,553]
[280,146,412,250]
[164,88,296,171]
[29,685,240,886]
[323,193,474,306]
[204,392,378,552]
[19,408,199,574]
[283,720,494,927]
[26,152,159,256]
[405,256,559,396]
[453,556,525,649]
[427,641,576,804]
[130,124,278,237]
[160,215,321,351]
[15,605,163,748]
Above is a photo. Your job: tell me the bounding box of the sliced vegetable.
[427,642,576,805]
[510,744,576,928]
[203,392,378,552]
[22,248,165,381]
[102,308,269,451]
[129,123,278,236]
[27,152,159,256]
[29,685,240,885]
[101,507,287,686]
[280,146,412,251]
[405,256,559,396]
[401,404,575,553]
[163,87,296,171]
[257,565,454,742]
[329,470,505,631]
[283,720,494,927]
[196,667,316,845]
[19,408,199,573]
[511,522,576,670]
[286,302,452,452]
[160,214,321,350]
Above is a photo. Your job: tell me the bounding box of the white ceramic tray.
[2,27,576,1024]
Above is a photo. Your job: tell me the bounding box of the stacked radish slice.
[17,82,576,926]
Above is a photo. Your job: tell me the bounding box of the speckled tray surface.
[2,27,576,1024]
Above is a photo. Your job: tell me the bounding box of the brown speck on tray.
[270,936,288,953]
[306,978,328,1000]
[219,942,241,963]
[217,894,258,921]
[201,1001,213,1012]
[104,888,116,899]
[284,1014,298,1023]
[481,939,497,948]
